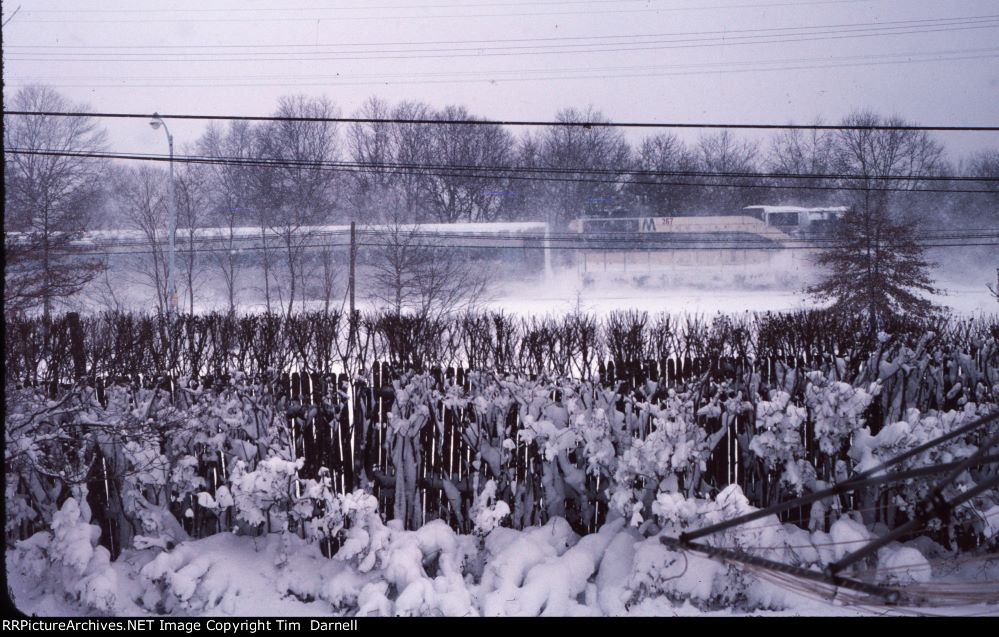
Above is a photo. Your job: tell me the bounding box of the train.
[567,205,850,270]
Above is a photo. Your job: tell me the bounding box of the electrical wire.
[3,0,900,24]
[3,10,964,51]
[15,47,999,85]
[10,52,999,90]
[10,16,999,62]
[8,144,996,183]
[8,0,878,16]
[5,111,996,132]
[7,148,998,195]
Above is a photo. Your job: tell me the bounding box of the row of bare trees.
[5,85,998,320]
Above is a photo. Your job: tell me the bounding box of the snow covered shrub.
[608,389,707,526]
[228,456,303,533]
[627,486,805,611]
[805,372,876,455]
[876,545,932,586]
[119,438,190,550]
[848,403,997,541]
[300,489,482,617]
[479,516,584,616]
[294,468,344,545]
[136,531,288,615]
[9,496,118,613]
[749,389,813,494]
[382,374,434,530]
[4,386,103,534]
[334,490,392,573]
[471,480,511,536]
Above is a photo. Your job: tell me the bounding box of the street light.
[149,112,178,319]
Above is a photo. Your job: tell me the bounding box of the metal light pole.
[149,113,178,319]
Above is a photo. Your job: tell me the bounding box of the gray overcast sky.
[3,0,998,160]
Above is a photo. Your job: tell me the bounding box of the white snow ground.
[8,512,998,617]
[486,277,996,316]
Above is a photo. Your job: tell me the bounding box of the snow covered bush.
[9,496,119,613]
[749,389,812,494]
[876,545,932,586]
[608,389,707,526]
[628,486,814,611]
[228,456,303,533]
[805,372,876,456]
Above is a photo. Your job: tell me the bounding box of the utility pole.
[543,222,553,281]
[349,221,356,317]
[149,113,178,319]
[349,221,357,354]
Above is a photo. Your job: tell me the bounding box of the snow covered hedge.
[5,315,998,614]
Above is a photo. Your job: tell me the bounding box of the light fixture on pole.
[149,112,178,319]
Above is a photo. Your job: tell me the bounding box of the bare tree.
[111,165,172,314]
[694,130,761,212]
[416,105,515,223]
[364,206,490,321]
[630,132,699,213]
[255,95,342,316]
[316,245,343,315]
[3,86,109,317]
[536,106,632,227]
[953,149,999,228]
[767,122,838,205]
[347,97,397,217]
[809,110,946,331]
[197,120,258,314]
[390,101,435,221]
[175,160,209,314]
[348,99,436,223]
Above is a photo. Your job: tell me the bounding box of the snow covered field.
[487,275,996,316]
[86,258,997,318]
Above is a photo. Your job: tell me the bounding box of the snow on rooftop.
[66,221,550,246]
[743,205,849,214]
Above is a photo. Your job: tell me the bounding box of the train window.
[582,219,640,233]
[767,212,799,226]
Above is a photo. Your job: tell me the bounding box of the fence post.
[349,221,357,359]
[67,311,87,381]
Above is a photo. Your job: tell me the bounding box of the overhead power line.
[3,11,957,50]
[5,0,888,24]
[11,48,999,91]
[8,0,874,16]
[4,111,997,132]
[14,46,999,80]
[7,146,999,184]
[9,15,999,62]
[6,148,998,195]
